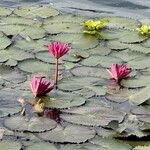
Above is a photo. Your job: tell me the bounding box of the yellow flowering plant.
[81,18,109,35]
[136,25,150,36]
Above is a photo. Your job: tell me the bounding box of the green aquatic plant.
[81,18,109,35]
[137,25,150,36]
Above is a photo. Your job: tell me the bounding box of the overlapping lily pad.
[0,32,11,50]
[14,5,59,18]
[0,7,12,16]
[4,116,57,132]
[0,140,22,150]
[42,91,86,109]
[38,124,96,143]
[24,142,57,150]
[60,106,125,126]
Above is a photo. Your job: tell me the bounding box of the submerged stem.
[54,58,58,89]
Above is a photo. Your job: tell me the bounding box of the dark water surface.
[0,0,150,18]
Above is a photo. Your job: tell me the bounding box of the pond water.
[0,0,150,18]
[0,0,150,150]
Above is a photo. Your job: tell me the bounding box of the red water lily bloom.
[107,64,130,82]
[30,76,54,97]
[47,42,69,59]
[47,41,70,89]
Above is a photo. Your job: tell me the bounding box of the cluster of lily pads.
[0,4,150,150]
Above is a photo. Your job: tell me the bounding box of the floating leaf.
[42,91,86,109]
[90,136,131,150]
[121,75,150,88]
[119,31,147,44]
[18,59,54,73]
[0,47,34,63]
[24,142,57,150]
[133,145,150,150]
[0,140,22,150]
[38,124,95,143]
[129,85,150,105]
[142,39,150,48]
[132,106,150,115]
[0,65,27,84]
[0,32,11,49]
[0,7,12,16]
[4,116,57,132]
[49,33,99,50]
[43,22,82,34]
[61,106,125,126]
[81,55,123,68]
[14,5,59,18]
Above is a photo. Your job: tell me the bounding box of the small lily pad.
[4,116,57,132]
[14,5,59,18]
[0,140,22,150]
[38,124,96,143]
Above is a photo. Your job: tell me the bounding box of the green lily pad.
[107,40,128,50]
[0,65,27,84]
[0,24,46,39]
[142,39,150,48]
[58,76,102,92]
[42,91,86,109]
[133,145,150,150]
[119,31,147,44]
[0,140,22,150]
[44,14,86,24]
[61,106,125,126]
[62,53,81,63]
[38,124,96,143]
[90,136,131,150]
[71,66,109,78]
[0,47,34,63]
[5,59,18,67]
[128,44,150,54]
[0,32,11,50]
[14,39,47,53]
[107,16,139,30]
[81,55,123,68]
[18,59,55,73]
[4,116,57,132]
[111,49,145,62]
[121,75,150,88]
[0,106,21,118]
[128,56,150,69]
[24,142,57,150]
[0,16,42,27]
[106,88,138,103]
[43,22,82,34]
[14,5,59,18]
[129,85,150,105]
[49,33,99,50]
[0,7,12,16]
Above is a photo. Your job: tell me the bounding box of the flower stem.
[54,58,58,89]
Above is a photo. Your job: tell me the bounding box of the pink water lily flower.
[30,76,54,97]
[47,41,70,89]
[107,64,130,83]
[47,41,69,59]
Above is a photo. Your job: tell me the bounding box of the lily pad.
[90,136,131,150]
[43,22,82,34]
[128,56,150,69]
[119,31,147,44]
[81,55,123,68]
[38,124,95,143]
[0,47,34,63]
[133,145,150,150]
[129,85,150,105]
[71,66,109,78]
[0,140,22,150]
[0,106,21,118]
[18,59,54,73]
[0,65,27,84]
[50,33,99,50]
[42,91,86,109]
[4,116,57,132]
[142,39,150,48]
[14,5,59,18]
[60,106,125,126]
[24,142,57,150]
[0,7,12,16]
[132,106,150,115]
[0,32,11,49]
